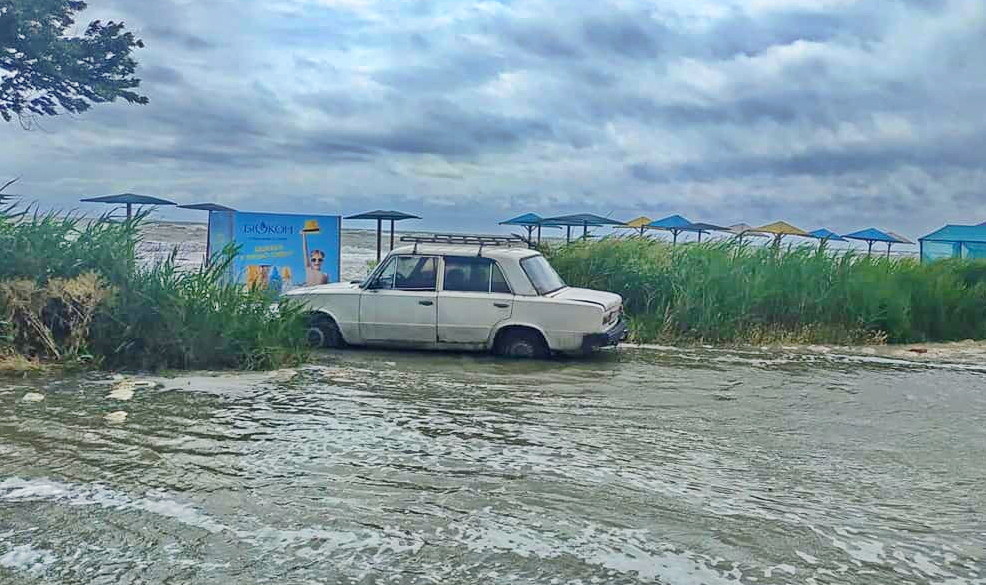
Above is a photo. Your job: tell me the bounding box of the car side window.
[491,262,512,294]
[368,257,397,289]
[395,256,437,291]
[444,257,492,292]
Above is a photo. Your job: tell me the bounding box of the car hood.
[547,287,622,311]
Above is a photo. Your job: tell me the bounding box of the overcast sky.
[3,0,986,236]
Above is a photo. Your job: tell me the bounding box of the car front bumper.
[581,317,628,352]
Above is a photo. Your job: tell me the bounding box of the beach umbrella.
[542,213,625,243]
[727,223,769,243]
[808,228,847,242]
[686,222,730,243]
[621,216,654,237]
[842,228,909,257]
[647,215,694,246]
[80,193,176,220]
[178,203,237,263]
[753,221,810,247]
[346,210,421,262]
[499,212,560,245]
[808,228,848,249]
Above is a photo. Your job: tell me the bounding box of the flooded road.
[1,348,984,584]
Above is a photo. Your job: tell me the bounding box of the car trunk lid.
[547,287,622,311]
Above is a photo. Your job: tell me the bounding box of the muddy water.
[1,348,984,584]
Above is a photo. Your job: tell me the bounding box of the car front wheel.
[306,314,344,348]
[496,329,549,359]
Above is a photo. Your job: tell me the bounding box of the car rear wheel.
[496,329,549,359]
[306,314,343,348]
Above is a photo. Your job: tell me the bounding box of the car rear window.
[520,255,566,295]
[443,256,492,292]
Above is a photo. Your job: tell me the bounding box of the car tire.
[306,314,344,348]
[496,329,549,359]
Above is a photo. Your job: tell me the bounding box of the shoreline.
[6,339,986,379]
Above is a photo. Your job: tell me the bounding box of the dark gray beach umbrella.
[178,203,237,262]
[80,193,176,220]
[346,210,421,262]
[686,222,730,243]
[499,212,561,246]
[542,213,625,243]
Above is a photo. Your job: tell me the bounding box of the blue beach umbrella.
[648,215,694,246]
[843,228,909,257]
[808,228,848,248]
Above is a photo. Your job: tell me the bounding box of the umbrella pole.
[566,226,571,244]
[537,224,542,245]
[583,222,588,240]
[526,226,534,248]
[126,203,132,221]
[672,230,678,246]
[698,231,703,243]
[639,226,645,237]
[887,242,892,258]
[205,211,212,266]
[376,219,382,263]
[867,241,873,256]
[390,219,395,252]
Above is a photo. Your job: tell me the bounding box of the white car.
[284,236,626,358]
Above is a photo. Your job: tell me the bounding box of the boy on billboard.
[301,219,329,286]
[305,249,329,286]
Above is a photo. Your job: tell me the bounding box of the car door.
[359,255,439,344]
[437,256,513,345]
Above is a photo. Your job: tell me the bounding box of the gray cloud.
[3,0,986,237]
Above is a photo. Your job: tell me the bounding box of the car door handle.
[493,302,510,308]
[418,300,434,306]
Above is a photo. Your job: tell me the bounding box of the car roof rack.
[400,234,527,255]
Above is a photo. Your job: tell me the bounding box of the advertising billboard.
[208,211,341,294]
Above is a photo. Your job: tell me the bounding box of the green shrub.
[1,206,308,370]
[90,247,308,370]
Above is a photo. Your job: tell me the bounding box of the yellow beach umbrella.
[753,221,810,247]
[621,216,653,236]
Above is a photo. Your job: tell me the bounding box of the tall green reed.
[547,238,986,344]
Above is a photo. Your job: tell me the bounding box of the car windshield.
[520,255,566,295]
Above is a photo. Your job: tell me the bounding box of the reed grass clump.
[0,205,308,371]
[547,238,986,345]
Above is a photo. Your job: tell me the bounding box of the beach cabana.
[346,210,421,262]
[648,215,694,246]
[754,221,810,247]
[80,193,176,220]
[622,216,654,237]
[178,203,237,263]
[843,228,910,257]
[542,213,625,243]
[500,212,557,245]
[919,224,986,261]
